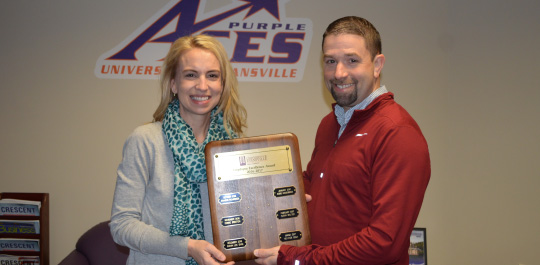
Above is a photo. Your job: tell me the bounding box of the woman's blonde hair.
[153,34,247,136]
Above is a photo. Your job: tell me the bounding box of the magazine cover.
[0,254,40,265]
[0,199,41,217]
[0,220,40,234]
[0,238,40,252]
[409,228,427,265]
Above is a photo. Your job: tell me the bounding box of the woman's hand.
[188,239,235,265]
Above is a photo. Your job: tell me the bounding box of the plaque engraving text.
[223,238,247,250]
[279,231,303,242]
[221,215,244,227]
[214,145,293,181]
[276,208,299,219]
[273,186,297,197]
[218,192,242,204]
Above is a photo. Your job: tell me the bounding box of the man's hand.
[188,239,235,265]
[254,246,280,265]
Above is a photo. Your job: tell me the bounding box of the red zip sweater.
[279,92,431,265]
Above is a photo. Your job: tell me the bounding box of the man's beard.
[330,84,357,107]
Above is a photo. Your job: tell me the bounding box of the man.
[254,16,431,265]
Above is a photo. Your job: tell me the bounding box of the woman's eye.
[208,73,220,79]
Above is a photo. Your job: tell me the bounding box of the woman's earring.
[173,93,177,97]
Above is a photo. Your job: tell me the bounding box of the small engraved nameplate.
[279,231,303,242]
[273,186,297,197]
[221,215,244,227]
[223,238,247,250]
[218,192,242,204]
[276,208,299,219]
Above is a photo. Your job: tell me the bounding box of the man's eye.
[325,59,336,64]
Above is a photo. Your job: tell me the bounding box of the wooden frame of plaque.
[205,133,311,262]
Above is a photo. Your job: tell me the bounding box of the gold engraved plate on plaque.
[213,145,293,182]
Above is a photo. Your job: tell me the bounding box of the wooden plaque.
[205,133,311,262]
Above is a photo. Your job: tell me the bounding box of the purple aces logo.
[239,156,247,166]
[95,0,313,82]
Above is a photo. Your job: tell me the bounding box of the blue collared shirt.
[334,85,388,138]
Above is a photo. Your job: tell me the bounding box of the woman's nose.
[196,77,208,90]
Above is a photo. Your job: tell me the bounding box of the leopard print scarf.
[162,99,235,262]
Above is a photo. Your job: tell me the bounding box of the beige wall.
[1,0,539,264]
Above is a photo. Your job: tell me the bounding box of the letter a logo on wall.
[95,0,312,82]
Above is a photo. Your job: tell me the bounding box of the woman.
[110,34,246,265]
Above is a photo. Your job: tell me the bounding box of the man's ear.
[373,54,385,78]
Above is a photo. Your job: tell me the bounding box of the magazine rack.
[0,192,49,265]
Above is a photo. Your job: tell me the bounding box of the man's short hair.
[322,16,382,60]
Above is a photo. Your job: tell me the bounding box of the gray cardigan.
[110,122,213,265]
